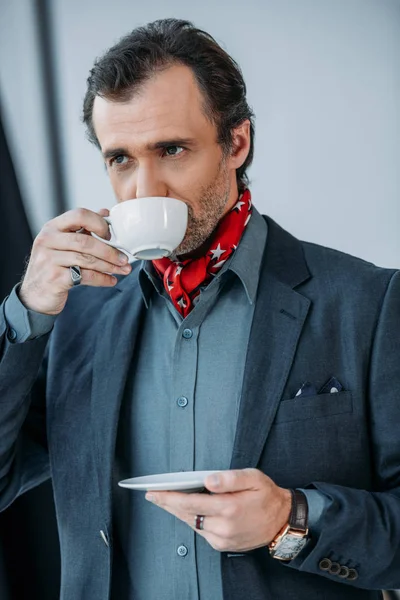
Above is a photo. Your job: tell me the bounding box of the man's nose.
[135,164,167,199]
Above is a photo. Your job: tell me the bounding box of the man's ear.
[228,119,251,169]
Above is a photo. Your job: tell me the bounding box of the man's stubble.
[170,158,232,262]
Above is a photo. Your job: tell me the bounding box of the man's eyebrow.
[102,138,197,160]
[102,147,128,160]
[149,138,197,150]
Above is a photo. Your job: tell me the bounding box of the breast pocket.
[274,391,353,424]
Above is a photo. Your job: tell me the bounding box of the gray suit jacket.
[0,216,399,600]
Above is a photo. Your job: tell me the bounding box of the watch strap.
[268,489,309,560]
[289,489,308,532]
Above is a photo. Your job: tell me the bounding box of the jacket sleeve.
[0,294,52,511]
[284,269,400,590]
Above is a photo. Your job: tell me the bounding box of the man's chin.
[173,237,212,262]
[170,235,202,262]
[169,246,197,262]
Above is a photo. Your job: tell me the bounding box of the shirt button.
[7,328,17,342]
[177,545,188,557]
[177,396,188,408]
[182,328,193,339]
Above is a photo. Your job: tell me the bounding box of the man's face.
[92,64,249,259]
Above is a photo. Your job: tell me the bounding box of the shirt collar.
[138,203,268,308]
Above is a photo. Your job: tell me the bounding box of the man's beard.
[169,160,231,262]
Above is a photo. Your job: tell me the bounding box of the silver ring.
[70,265,82,286]
[194,515,205,531]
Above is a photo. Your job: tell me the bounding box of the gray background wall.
[1,0,399,268]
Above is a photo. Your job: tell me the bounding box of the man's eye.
[164,146,184,157]
[110,155,128,166]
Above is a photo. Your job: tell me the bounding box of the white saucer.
[118,470,222,492]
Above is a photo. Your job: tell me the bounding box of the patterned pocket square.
[318,376,344,394]
[293,376,344,398]
[294,381,317,398]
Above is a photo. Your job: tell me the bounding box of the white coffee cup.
[92,196,188,260]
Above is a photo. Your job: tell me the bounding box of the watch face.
[273,533,307,560]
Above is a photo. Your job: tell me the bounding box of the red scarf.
[152,189,252,318]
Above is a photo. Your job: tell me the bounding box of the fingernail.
[118,253,128,264]
[146,494,155,502]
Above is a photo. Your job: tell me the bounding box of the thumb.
[204,468,260,494]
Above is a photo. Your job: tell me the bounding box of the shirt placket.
[169,310,200,600]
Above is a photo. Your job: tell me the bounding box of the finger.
[97,208,110,217]
[51,207,111,238]
[146,491,225,517]
[94,208,111,239]
[204,468,262,494]
[76,209,110,238]
[50,250,132,277]
[64,266,119,289]
[191,516,235,539]
[37,231,129,267]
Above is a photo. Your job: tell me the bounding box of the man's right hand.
[19,207,132,316]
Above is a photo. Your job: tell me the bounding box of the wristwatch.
[268,489,309,561]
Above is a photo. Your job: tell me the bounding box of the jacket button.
[338,566,350,578]
[328,562,341,575]
[318,558,332,571]
[347,568,358,581]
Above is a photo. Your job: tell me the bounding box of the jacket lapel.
[91,268,146,523]
[231,217,311,469]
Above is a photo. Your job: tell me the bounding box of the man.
[0,18,399,600]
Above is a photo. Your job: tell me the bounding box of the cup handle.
[91,216,128,254]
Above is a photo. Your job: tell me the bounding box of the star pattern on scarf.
[177,296,187,309]
[211,259,227,270]
[209,243,226,261]
[232,200,245,212]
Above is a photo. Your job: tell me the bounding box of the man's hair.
[83,18,255,192]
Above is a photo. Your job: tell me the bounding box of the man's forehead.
[93,99,205,155]
[92,64,212,148]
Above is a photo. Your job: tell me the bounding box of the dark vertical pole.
[0,0,66,598]
[0,108,62,600]
[34,0,68,216]
[0,111,33,301]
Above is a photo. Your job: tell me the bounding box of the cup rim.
[110,196,187,214]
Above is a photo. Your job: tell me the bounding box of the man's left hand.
[145,468,292,553]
